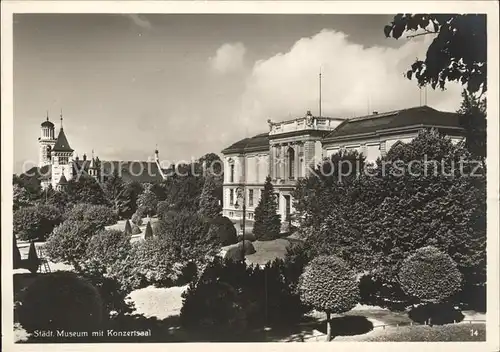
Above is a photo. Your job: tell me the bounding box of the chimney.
[83,153,87,161]
[373,111,378,115]
[154,148,159,162]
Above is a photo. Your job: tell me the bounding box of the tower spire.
[319,68,322,118]
[60,108,63,129]
[46,110,49,121]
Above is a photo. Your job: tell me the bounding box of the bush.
[208,216,238,246]
[65,203,118,231]
[44,220,96,272]
[131,223,142,235]
[224,241,256,261]
[156,200,170,220]
[13,205,63,241]
[26,241,40,274]
[17,272,103,333]
[131,211,143,226]
[111,237,187,290]
[399,246,462,303]
[144,221,153,240]
[154,212,219,266]
[253,176,281,240]
[84,229,131,272]
[237,232,256,242]
[181,257,308,332]
[180,281,247,333]
[299,255,359,341]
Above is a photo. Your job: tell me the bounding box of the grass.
[349,323,486,342]
[245,238,292,265]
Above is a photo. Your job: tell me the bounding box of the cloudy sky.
[14,14,465,173]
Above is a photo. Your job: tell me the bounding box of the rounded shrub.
[18,272,103,333]
[299,255,359,314]
[84,229,131,271]
[208,216,238,246]
[399,246,462,302]
[224,241,256,261]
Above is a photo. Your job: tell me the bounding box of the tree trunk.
[326,312,331,342]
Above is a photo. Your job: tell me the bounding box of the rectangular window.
[229,189,234,206]
[230,164,235,183]
[249,189,254,207]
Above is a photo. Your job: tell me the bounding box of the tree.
[119,181,143,219]
[13,204,63,241]
[144,221,153,240]
[84,229,132,276]
[457,90,487,163]
[13,183,33,210]
[198,175,222,219]
[399,246,462,303]
[102,169,127,217]
[124,219,132,236]
[66,175,109,206]
[26,241,41,273]
[64,203,118,232]
[384,14,486,95]
[154,211,218,267]
[137,183,158,218]
[253,176,281,240]
[44,220,96,272]
[299,255,359,341]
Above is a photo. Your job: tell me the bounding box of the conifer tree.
[27,241,40,273]
[198,175,222,219]
[144,221,153,240]
[253,176,281,240]
[124,219,132,236]
[137,183,158,218]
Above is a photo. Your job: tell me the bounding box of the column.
[294,142,300,179]
[280,144,286,180]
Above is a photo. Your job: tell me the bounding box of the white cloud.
[238,29,464,135]
[209,42,247,74]
[126,14,152,29]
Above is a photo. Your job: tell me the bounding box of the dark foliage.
[408,302,465,325]
[399,246,462,303]
[13,234,22,268]
[384,14,486,94]
[66,174,109,206]
[26,241,40,274]
[17,272,103,333]
[64,203,118,231]
[124,219,132,235]
[253,176,281,240]
[237,232,257,242]
[180,257,309,331]
[198,175,222,219]
[13,204,63,241]
[144,221,153,240]
[299,255,359,314]
[458,90,487,161]
[137,183,158,217]
[208,215,238,246]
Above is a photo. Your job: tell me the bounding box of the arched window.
[287,147,295,179]
[46,145,52,160]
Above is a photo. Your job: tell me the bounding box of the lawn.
[342,322,486,342]
[245,238,292,265]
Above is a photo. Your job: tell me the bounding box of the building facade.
[221,106,465,229]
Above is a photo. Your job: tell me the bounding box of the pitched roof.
[323,106,463,141]
[221,132,269,154]
[53,128,74,152]
[101,161,165,183]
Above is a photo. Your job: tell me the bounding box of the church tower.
[38,112,57,167]
[51,111,74,189]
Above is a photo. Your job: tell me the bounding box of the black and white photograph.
[1,1,499,350]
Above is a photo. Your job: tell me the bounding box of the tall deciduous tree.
[66,175,109,206]
[102,169,126,216]
[384,14,486,95]
[457,90,487,163]
[253,176,281,240]
[137,183,158,218]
